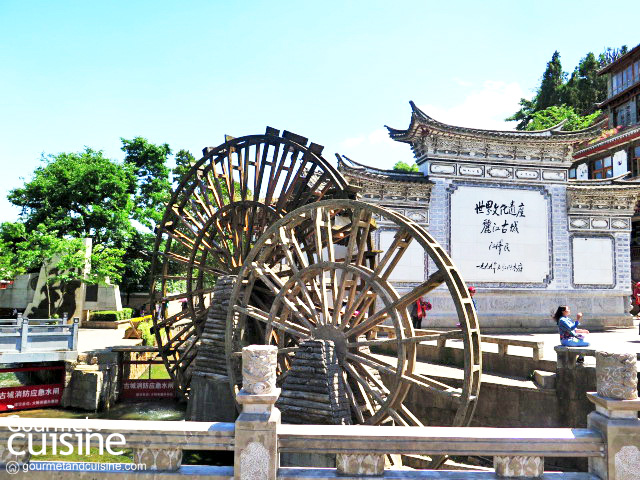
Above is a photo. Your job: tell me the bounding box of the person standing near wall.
[410,297,432,330]
[468,286,477,310]
[633,282,640,317]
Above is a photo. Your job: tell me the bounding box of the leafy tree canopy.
[173,149,196,186]
[8,148,135,246]
[525,105,602,132]
[393,161,419,172]
[507,45,627,130]
[7,138,176,295]
[121,137,172,229]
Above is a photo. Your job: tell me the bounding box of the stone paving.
[483,320,640,361]
[76,327,142,353]
[432,319,640,368]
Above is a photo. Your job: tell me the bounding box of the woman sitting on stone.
[554,305,590,347]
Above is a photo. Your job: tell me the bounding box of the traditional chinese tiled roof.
[573,125,640,160]
[568,172,640,188]
[337,155,433,184]
[387,101,605,144]
[566,174,640,215]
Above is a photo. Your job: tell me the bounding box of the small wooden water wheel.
[225,199,482,429]
[150,128,352,397]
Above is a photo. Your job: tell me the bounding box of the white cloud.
[336,80,525,170]
[453,77,474,87]
[337,128,410,170]
[419,80,524,130]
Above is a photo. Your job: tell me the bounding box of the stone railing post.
[70,318,79,350]
[234,345,280,480]
[587,351,640,480]
[19,318,29,352]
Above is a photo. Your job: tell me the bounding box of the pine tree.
[536,51,565,110]
[507,46,627,130]
[562,53,607,115]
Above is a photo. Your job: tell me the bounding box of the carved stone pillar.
[494,456,543,478]
[588,351,640,480]
[596,352,638,401]
[234,345,280,480]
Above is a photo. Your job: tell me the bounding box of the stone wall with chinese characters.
[414,158,635,331]
[340,151,637,330]
[450,184,549,284]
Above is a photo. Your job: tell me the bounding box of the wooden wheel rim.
[150,130,350,397]
[226,199,482,427]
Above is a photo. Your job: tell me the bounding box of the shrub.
[90,310,132,322]
[137,319,156,346]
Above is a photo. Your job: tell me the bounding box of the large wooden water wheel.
[150,128,352,396]
[225,199,482,429]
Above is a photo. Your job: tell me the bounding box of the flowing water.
[0,400,185,420]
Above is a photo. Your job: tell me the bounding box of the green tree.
[508,46,628,130]
[393,161,419,172]
[121,137,172,229]
[562,52,607,115]
[536,51,565,111]
[599,45,629,67]
[120,230,155,304]
[173,149,196,186]
[0,222,29,280]
[8,149,135,246]
[524,105,601,132]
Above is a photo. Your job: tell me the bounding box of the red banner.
[120,379,174,400]
[0,383,64,412]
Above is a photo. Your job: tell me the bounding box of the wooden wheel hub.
[310,325,348,362]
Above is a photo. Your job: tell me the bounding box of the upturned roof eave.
[338,155,434,184]
[573,125,640,160]
[386,101,604,144]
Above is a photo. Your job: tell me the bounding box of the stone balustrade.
[3,346,640,479]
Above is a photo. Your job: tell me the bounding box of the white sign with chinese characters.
[451,185,550,283]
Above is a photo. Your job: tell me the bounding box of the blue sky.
[0,1,637,223]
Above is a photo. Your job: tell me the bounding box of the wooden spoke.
[343,361,386,407]
[351,361,390,396]
[345,351,396,377]
[234,305,310,339]
[154,309,190,330]
[221,198,480,439]
[391,403,424,427]
[342,370,366,423]
[372,228,413,281]
[346,332,441,348]
[313,207,331,323]
[400,371,463,400]
[348,269,447,338]
[161,287,216,302]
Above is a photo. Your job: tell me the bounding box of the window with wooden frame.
[633,145,640,178]
[592,156,613,179]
